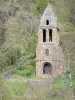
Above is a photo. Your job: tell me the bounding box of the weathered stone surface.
[36,4,67,78]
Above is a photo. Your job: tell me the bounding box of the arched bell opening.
[43,29,46,42]
[49,29,52,42]
[46,20,49,25]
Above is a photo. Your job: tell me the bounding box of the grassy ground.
[1,75,74,100]
[53,78,67,89]
[23,76,74,100]
[7,82,29,96]
[72,79,75,90]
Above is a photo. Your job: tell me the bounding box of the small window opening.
[46,20,49,25]
[45,49,49,56]
[43,29,46,42]
[49,29,52,42]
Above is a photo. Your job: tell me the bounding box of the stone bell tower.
[36,4,66,78]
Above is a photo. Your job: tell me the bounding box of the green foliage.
[47,76,74,100]
[21,32,37,61]
[23,33,37,57]
[63,22,75,32]
[72,79,75,90]
[53,78,67,89]
[16,0,21,3]
[12,58,36,78]
[8,82,29,96]
[0,46,21,72]
[0,1,75,98]
[65,0,75,25]
[0,54,10,72]
[30,88,47,100]
[35,0,50,14]
[6,47,21,65]
[0,77,12,100]
[0,25,6,45]
[60,32,75,93]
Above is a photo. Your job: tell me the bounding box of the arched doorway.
[43,62,52,75]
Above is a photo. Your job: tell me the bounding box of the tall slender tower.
[36,4,66,78]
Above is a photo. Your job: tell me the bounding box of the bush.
[0,54,11,72]
[11,58,36,78]
[6,47,21,65]
[36,0,49,14]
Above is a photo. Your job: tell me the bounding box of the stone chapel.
[36,4,66,78]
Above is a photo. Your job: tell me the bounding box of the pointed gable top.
[40,4,57,28]
[43,4,53,16]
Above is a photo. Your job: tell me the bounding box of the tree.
[65,0,75,25]
[36,0,49,14]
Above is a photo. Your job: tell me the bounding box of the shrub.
[11,58,36,78]
[0,54,11,72]
[36,0,49,14]
[5,47,21,65]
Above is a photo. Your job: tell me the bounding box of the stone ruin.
[36,4,67,78]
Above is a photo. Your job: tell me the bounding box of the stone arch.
[46,20,49,25]
[43,62,52,75]
[43,29,46,42]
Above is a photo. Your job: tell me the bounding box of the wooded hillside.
[0,0,75,100]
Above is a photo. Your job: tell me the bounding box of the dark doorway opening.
[43,29,46,42]
[43,62,52,74]
[46,20,49,25]
[49,29,52,42]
